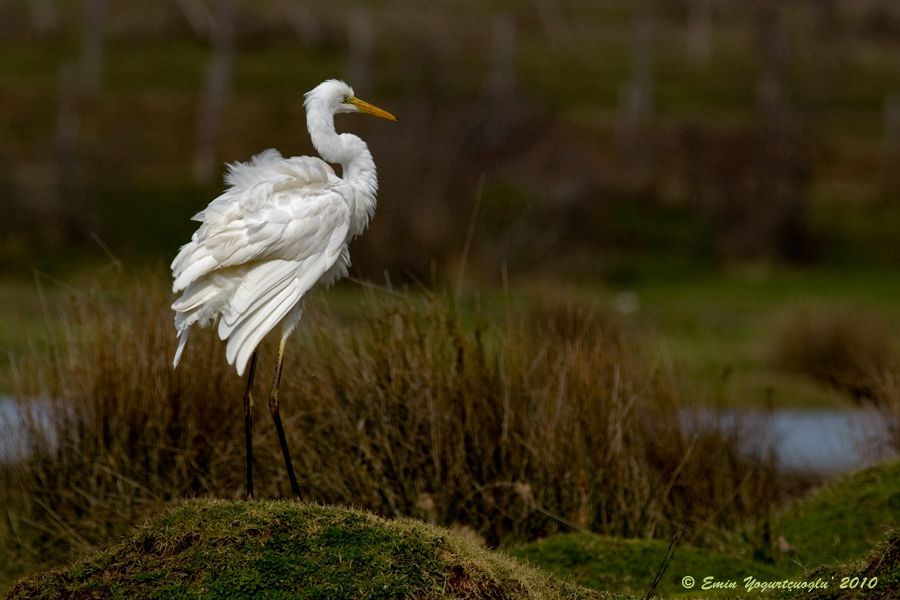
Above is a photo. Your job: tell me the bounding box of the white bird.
[170,79,396,498]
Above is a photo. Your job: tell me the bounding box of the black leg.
[269,337,301,499]
[243,351,258,499]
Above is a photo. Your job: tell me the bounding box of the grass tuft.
[791,528,900,600]
[767,460,900,570]
[510,460,900,597]
[873,372,900,452]
[510,533,786,597]
[774,308,896,399]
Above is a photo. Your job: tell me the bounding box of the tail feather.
[173,328,190,369]
[225,282,300,376]
[171,269,243,371]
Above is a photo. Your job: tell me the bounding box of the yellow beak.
[349,97,397,122]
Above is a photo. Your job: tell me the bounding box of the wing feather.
[171,150,343,293]
[217,260,297,337]
[226,282,300,373]
[222,223,350,375]
[171,149,352,374]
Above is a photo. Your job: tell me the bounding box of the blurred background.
[1,1,900,592]
[2,0,900,443]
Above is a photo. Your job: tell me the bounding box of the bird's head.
[304,79,396,121]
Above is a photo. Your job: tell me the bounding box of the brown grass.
[873,371,900,453]
[775,307,896,399]
[1,274,777,580]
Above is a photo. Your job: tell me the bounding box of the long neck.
[307,108,378,235]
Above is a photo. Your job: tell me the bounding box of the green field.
[5,260,899,408]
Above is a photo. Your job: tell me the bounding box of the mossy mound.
[770,460,900,569]
[789,528,900,599]
[510,533,787,597]
[8,499,612,600]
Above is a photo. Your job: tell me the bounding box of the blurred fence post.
[80,0,107,92]
[617,9,655,190]
[532,0,570,52]
[175,0,214,39]
[193,0,235,183]
[277,0,321,47]
[808,0,837,110]
[56,63,82,179]
[686,0,711,65]
[489,13,516,104]
[484,12,517,146]
[883,94,900,203]
[28,61,85,247]
[755,0,811,260]
[348,10,373,90]
[29,0,57,34]
[755,0,790,133]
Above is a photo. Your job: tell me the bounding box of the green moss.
[510,534,786,597]
[769,461,900,570]
[788,529,900,600]
[511,462,900,597]
[8,499,613,600]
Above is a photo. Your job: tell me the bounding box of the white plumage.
[171,79,395,376]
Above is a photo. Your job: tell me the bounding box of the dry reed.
[873,371,900,453]
[775,308,896,399]
[1,274,777,576]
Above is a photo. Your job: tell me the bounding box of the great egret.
[171,79,395,498]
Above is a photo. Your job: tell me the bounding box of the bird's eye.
[342,95,350,104]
